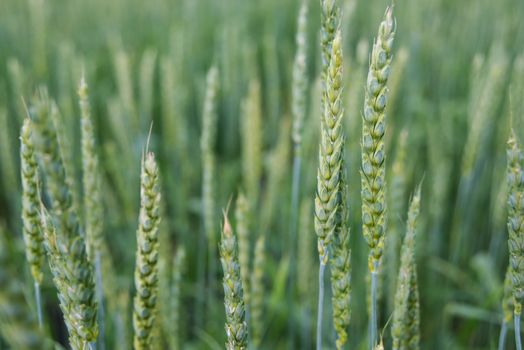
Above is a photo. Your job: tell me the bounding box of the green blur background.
[1,0,524,349]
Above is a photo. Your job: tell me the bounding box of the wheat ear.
[361,7,395,348]
[0,226,52,349]
[78,77,107,350]
[392,184,421,350]
[315,1,340,348]
[133,152,162,349]
[20,118,45,327]
[220,211,248,350]
[30,90,98,349]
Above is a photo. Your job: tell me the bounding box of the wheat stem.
[498,321,508,350]
[34,281,43,328]
[316,260,326,350]
[517,314,522,350]
[370,269,378,350]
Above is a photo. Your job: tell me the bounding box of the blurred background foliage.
[1,0,524,349]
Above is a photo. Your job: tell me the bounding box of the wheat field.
[1,0,524,349]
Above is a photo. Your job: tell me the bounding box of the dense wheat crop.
[1,0,524,349]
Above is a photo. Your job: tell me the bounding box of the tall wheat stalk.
[78,77,107,350]
[200,65,219,330]
[315,1,339,348]
[506,130,524,350]
[361,7,395,349]
[289,2,308,345]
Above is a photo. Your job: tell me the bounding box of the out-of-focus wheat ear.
[20,118,45,327]
[251,234,266,348]
[289,3,309,344]
[200,65,219,329]
[78,76,107,350]
[241,79,263,209]
[133,152,161,350]
[385,129,408,315]
[506,130,524,350]
[392,183,422,350]
[220,211,248,350]
[235,192,251,314]
[169,246,186,350]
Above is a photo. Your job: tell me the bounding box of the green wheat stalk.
[78,77,107,350]
[361,7,395,349]
[169,246,186,350]
[506,129,524,350]
[315,1,340,349]
[200,65,219,329]
[251,234,266,348]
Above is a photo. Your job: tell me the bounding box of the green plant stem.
[195,228,206,331]
[316,261,326,350]
[34,281,43,328]
[95,251,105,350]
[498,321,508,350]
[289,154,301,347]
[516,314,522,350]
[370,268,378,350]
